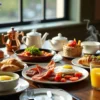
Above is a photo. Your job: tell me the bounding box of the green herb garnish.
[25,46,41,55]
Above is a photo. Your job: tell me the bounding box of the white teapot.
[22,30,49,48]
[49,33,68,51]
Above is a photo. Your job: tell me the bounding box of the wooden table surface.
[0,42,100,100]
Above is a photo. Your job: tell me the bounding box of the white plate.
[0,78,29,96]
[22,63,89,84]
[71,58,90,69]
[19,88,73,100]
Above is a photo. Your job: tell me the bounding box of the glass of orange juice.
[90,60,100,90]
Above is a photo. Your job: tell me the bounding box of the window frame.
[0,0,69,28]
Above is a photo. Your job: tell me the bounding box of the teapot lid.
[7,27,16,34]
[52,33,67,41]
[27,29,41,36]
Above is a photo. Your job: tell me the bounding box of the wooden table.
[0,41,100,100]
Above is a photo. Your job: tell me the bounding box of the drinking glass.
[90,60,100,90]
[26,88,35,100]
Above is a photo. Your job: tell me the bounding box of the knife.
[47,91,53,100]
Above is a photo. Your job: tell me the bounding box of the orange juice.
[90,68,100,89]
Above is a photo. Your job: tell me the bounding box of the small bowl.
[81,41,100,54]
[0,71,19,92]
[16,48,55,62]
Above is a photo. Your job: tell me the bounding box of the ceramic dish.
[22,63,89,84]
[23,53,63,64]
[71,57,90,69]
[20,88,72,100]
[16,49,55,62]
[0,78,29,96]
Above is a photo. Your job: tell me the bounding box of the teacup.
[81,41,100,54]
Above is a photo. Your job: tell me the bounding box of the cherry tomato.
[74,72,83,78]
[54,73,62,82]
[64,75,73,80]
[25,51,31,56]
[69,77,79,81]
[60,78,67,82]
[67,41,76,47]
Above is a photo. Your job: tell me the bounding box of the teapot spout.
[42,32,49,45]
[49,40,55,47]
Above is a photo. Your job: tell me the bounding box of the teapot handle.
[2,34,8,45]
[20,31,24,37]
[22,36,28,47]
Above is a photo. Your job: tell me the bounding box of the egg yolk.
[0,75,12,81]
[63,65,72,69]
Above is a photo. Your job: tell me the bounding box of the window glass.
[23,0,43,21]
[46,0,64,19]
[0,0,19,24]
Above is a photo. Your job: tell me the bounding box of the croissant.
[1,58,24,69]
[0,64,20,72]
[78,55,93,66]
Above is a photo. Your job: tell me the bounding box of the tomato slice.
[74,72,83,78]
[60,78,67,82]
[64,75,73,80]
[54,73,62,82]
[69,77,79,81]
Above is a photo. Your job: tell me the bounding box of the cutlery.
[47,91,53,100]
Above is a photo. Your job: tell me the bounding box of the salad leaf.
[25,46,41,55]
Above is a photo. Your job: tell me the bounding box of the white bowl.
[81,41,100,54]
[0,71,19,92]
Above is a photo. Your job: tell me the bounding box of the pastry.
[0,64,20,72]
[0,58,25,72]
[78,55,92,66]
[63,39,82,57]
[1,58,24,69]
[78,55,100,67]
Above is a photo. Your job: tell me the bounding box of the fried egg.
[54,65,76,74]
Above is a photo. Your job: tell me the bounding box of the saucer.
[0,78,29,96]
[58,51,76,59]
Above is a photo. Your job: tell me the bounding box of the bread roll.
[0,64,20,72]
[1,58,24,69]
[78,55,92,66]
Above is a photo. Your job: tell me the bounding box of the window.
[0,0,69,27]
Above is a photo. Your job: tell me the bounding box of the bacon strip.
[26,60,56,81]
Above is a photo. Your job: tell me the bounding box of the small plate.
[22,63,89,84]
[19,88,73,100]
[71,58,90,69]
[0,78,29,96]
[58,51,77,59]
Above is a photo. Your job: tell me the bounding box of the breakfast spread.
[78,55,100,67]
[26,61,83,82]
[0,58,24,72]
[63,39,82,57]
